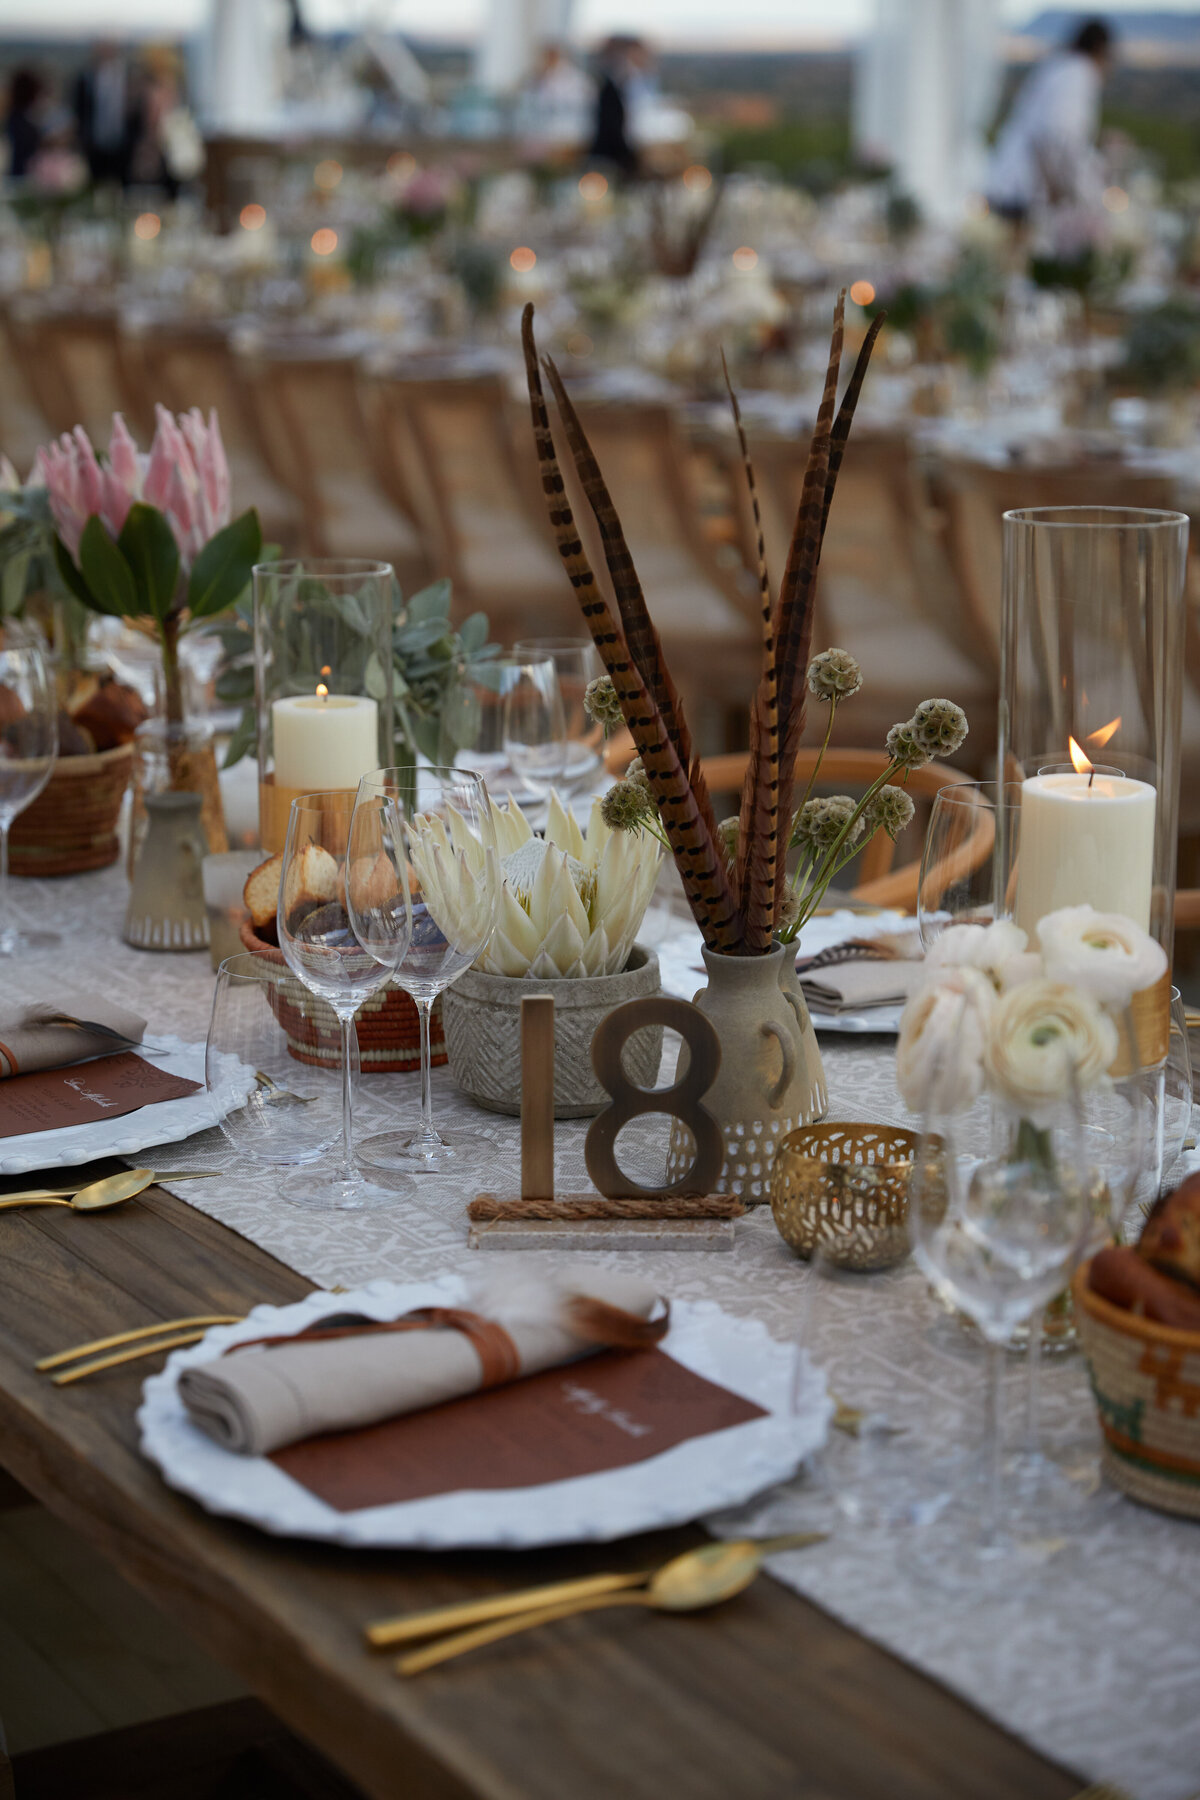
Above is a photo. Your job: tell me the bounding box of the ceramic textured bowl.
[441,945,662,1117]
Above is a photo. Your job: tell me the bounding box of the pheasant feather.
[520,306,739,951]
[721,352,780,949]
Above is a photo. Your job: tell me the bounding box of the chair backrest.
[937,457,1180,668]
[724,426,974,670]
[231,336,420,567]
[7,300,146,441]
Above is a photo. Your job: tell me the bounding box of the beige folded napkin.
[797,933,924,1015]
[0,993,146,1079]
[178,1269,665,1456]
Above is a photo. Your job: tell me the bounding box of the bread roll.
[1139,1174,1200,1293]
[1089,1246,1200,1330]
[243,852,285,933]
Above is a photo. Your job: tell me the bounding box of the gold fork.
[35,1315,241,1383]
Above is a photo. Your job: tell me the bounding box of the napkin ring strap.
[225,1306,522,1388]
[0,1039,19,1076]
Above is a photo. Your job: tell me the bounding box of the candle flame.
[1087,715,1121,748]
[1068,735,1093,776]
[316,683,328,700]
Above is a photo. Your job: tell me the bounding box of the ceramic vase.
[441,946,662,1117]
[667,941,827,1204]
[125,790,210,951]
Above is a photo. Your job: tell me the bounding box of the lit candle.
[1016,735,1157,933]
[272,686,379,794]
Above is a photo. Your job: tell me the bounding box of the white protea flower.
[473,790,662,978]
[403,804,499,961]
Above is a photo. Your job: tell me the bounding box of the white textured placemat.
[7,862,1200,1799]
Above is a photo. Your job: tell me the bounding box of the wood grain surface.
[0,1163,1083,1800]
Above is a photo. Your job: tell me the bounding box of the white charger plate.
[0,1036,256,1175]
[138,1276,832,1549]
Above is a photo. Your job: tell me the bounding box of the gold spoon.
[0,1169,222,1212]
[395,1536,826,1676]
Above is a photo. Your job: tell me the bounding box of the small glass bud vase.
[128,717,228,878]
[253,559,395,853]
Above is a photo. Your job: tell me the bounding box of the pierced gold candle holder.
[769,1121,923,1272]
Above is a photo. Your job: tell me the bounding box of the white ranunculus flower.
[896,966,995,1116]
[984,979,1118,1119]
[1036,905,1167,1009]
[999,951,1043,992]
[924,919,1028,984]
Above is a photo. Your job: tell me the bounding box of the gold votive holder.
[769,1121,922,1272]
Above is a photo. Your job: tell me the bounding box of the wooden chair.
[120,312,302,550]
[720,428,995,766]
[363,366,571,638]
[603,734,980,911]
[936,457,1180,670]
[4,298,147,442]
[231,334,429,593]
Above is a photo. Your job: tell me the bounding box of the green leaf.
[78,516,137,616]
[118,502,180,622]
[215,666,255,703]
[363,651,388,703]
[187,509,263,619]
[53,535,100,610]
[458,612,489,655]
[222,707,258,769]
[407,579,452,625]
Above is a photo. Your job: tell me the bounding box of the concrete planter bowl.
[441,945,662,1118]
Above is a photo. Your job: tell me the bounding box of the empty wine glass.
[0,634,59,956]
[353,766,500,1174]
[909,1048,1092,1567]
[276,792,406,1209]
[512,638,603,796]
[917,781,1023,950]
[443,655,565,813]
[206,953,349,1168]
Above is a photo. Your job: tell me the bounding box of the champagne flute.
[353,766,500,1174]
[500,659,567,813]
[512,638,603,796]
[276,792,407,1209]
[0,636,59,955]
[916,781,1023,950]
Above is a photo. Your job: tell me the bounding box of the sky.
[0,0,1198,50]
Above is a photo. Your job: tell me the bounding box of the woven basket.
[1073,1260,1200,1520]
[238,918,445,1074]
[9,743,132,877]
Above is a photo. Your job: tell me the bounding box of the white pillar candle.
[272,692,379,794]
[1016,770,1157,934]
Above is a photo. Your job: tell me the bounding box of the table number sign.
[468,995,740,1250]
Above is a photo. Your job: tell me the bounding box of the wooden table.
[0,1168,1083,1800]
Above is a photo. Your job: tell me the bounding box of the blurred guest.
[129,46,189,198]
[522,45,592,149]
[588,36,647,180]
[5,68,47,179]
[986,18,1114,226]
[72,40,137,186]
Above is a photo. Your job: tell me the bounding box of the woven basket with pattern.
[1073,1259,1200,1520]
[9,743,133,877]
[238,918,444,1074]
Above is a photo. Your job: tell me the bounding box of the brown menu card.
[0,1051,201,1140]
[272,1347,768,1513]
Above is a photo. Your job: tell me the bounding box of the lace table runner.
[7,863,1199,1800]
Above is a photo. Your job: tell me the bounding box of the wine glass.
[206,952,350,1168]
[0,635,59,956]
[917,781,1023,951]
[353,766,500,1174]
[442,656,565,813]
[512,638,603,796]
[909,1054,1092,1567]
[276,792,407,1209]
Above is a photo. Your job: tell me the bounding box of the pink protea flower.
[35,406,231,572]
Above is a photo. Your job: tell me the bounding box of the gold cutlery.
[368,1533,826,1662]
[0,1168,222,1212]
[35,1314,241,1383]
[390,1535,827,1676]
